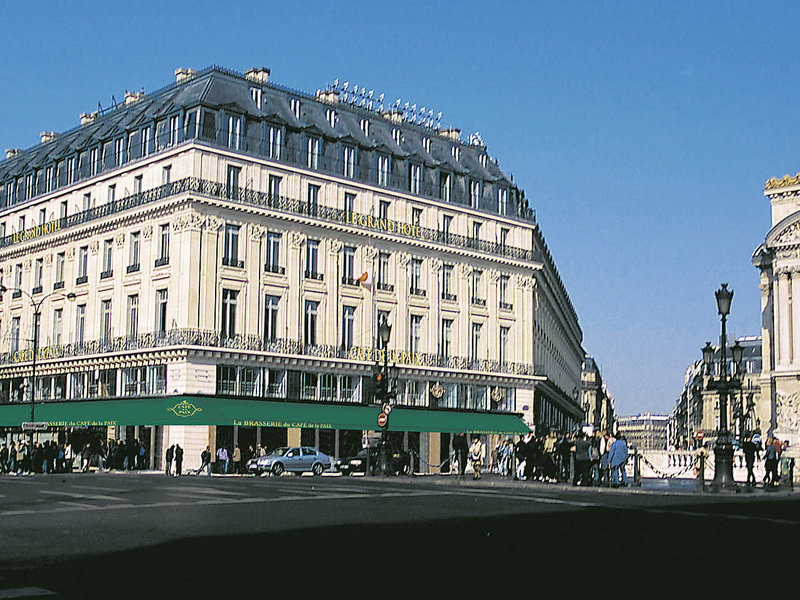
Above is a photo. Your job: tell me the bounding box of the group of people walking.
[0,437,148,475]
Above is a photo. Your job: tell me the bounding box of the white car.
[246,446,333,476]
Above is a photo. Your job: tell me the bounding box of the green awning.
[0,395,530,435]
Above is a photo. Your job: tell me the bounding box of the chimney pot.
[124,90,145,105]
[40,131,58,144]
[316,89,339,104]
[80,112,98,125]
[5,148,20,159]
[175,68,197,84]
[245,67,270,85]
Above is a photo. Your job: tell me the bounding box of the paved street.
[0,472,798,596]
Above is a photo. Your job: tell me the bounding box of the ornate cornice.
[766,173,800,191]
[289,231,305,249]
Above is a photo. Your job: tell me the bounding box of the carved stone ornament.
[775,391,800,435]
[430,258,443,272]
[142,225,153,240]
[487,269,500,284]
[362,246,377,261]
[775,221,800,245]
[206,216,224,232]
[23,259,31,272]
[459,263,472,279]
[249,223,265,241]
[329,239,343,254]
[116,233,125,248]
[396,252,411,267]
[89,240,99,254]
[66,247,76,259]
[289,231,305,249]
[43,254,52,266]
[760,281,771,294]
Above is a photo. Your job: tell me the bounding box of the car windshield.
[267,447,289,457]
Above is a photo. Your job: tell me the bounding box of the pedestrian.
[165,444,174,476]
[763,437,780,485]
[138,441,147,470]
[216,446,228,474]
[0,443,8,473]
[127,439,138,471]
[233,445,241,474]
[608,434,629,487]
[197,446,212,476]
[571,432,591,486]
[469,435,485,480]
[742,435,759,486]
[81,443,92,472]
[64,442,74,473]
[452,433,468,477]
[174,444,183,476]
[514,434,527,480]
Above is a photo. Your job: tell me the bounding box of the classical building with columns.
[0,66,584,470]
[753,173,800,451]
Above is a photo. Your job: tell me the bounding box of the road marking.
[58,501,99,509]
[70,484,128,493]
[162,486,249,496]
[40,491,125,502]
[0,587,57,598]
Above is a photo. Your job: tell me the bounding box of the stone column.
[327,239,343,346]
[361,247,377,347]
[458,264,472,357]
[778,270,791,366]
[430,258,443,353]
[287,232,305,341]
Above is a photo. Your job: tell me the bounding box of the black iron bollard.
[632,449,642,487]
[696,452,705,493]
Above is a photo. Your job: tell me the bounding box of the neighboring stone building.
[617,413,669,451]
[0,65,584,470]
[581,355,615,432]
[669,336,762,449]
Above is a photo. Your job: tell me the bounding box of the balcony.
[441,292,457,302]
[32,285,42,295]
[75,275,88,286]
[53,281,64,290]
[154,257,169,268]
[341,275,360,287]
[264,263,285,275]
[222,256,244,268]
[127,264,140,274]
[410,287,426,297]
[472,297,486,307]
[304,270,324,281]
[500,301,514,310]
[376,282,394,292]
[100,270,113,280]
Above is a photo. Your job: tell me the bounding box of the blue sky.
[1,1,796,415]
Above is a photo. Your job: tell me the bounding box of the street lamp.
[701,283,743,492]
[0,285,75,451]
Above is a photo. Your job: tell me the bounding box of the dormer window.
[67,157,76,185]
[290,98,301,119]
[90,147,99,175]
[326,108,337,128]
[498,188,508,215]
[343,145,356,178]
[480,154,488,168]
[409,163,421,195]
[140,127,151,157]
[267,125,282,160]
[470,180,482,209]
[377,154,390,187]
[451,145,460,161]
[422,137,431,153]
[307,137,320,169]
[360,118,370,137]
[115,138,125,166]
[439,172,450,202]
[169,115,180,145]
[250,87,263,109]
[392,128,402,145]
[227,115,241,149]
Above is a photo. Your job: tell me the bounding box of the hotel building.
[0,66,584,470]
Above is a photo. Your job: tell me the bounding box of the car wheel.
[312,463,323,476]
[271,463,284,477]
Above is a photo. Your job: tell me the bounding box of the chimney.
[382,110,403,124]
[40,131,58,144]
[124,90,145,105]
[316,89,339,104]
[80,111,98,125]
[245,67,270,85]
[441,128,461,142]
[5,148,20,159]
[175,68,197,84]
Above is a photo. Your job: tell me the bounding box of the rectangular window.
[223,224,240,265]
[290,98,301,120]
[52,308,63,346]
[55,252,64,286]
[264,295,280,342]
[227,115,241,149]
[250,87,262,108]
[90,148,99,175]
[83,193,91,212]
[115,138,124,166]
[327,108,337,128]
[75,305,86,344]
[410,164,421,194]
[442,264,454,299]
[129,231,140,269]
[39,208,46,226]
[128,131,136,159]
[471,322,482,360]
[100,299,112,341]
[376,310,389,347]
[67,157,76,184]
[500,326,510,365]
[498,188,508,215]
[439,172,450,201]
[11,317,20,353]
[343,145,356,178]
[102,239,113,276]
[127,294,139,338]
[410,258,423,295]
[169,115,179,145]
[500,227,509,248]
[500,274,511,308]
[344,192,355,215]
[155,289,168,334]
[268,126,282,159]
[377,154,390,186]
[304,300,318,346]
[221,289,238,338]
[307,137,320,169]
[378,252,391,290]
[442,214,452,238]
[472,269,484,304]
[14,263,22,291]
[162,165,171,186]
[34,258,43,290]
[412,207,422,227]
[441,319,453,358]
[266,232,281,273]
[473,221,482,240]
[108,184,116,204]
[18,216,25,233]
[342,305,355,349]
[307,184,319,215]
[158,224,170,264]
[268,174,281,199]
[392,128,402,145]
[78,246,88,280]
[60,200,67,220]
[410,315,422,354]
[305,239,319,278]
[360,118,370,137]
[226,165,239,198]
[470,180,482,209]
[379,200,390,220]
[141,127,151,157]
[343,246,355,281]
[45,167,53,192]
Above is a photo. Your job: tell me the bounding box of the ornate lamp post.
[374,316,396,475]
[0,285,75,453]
[701,284,743,492]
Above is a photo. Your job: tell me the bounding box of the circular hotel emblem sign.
[430,382,444,399]
[168,400,204,418]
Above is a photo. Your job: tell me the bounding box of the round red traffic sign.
[377,412,388,427]
[382,403,393,415]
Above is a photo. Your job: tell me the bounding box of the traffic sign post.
[377,413,388,428]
